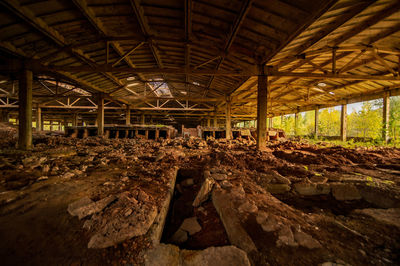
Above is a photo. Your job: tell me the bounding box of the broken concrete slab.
[212,189,257,254]
[144,243,180,266]
[358,186,400,208]
[88,203,157,248]
[193,176,215,207]
[293,230,322,249]
[264,184,291,194]
[293,183,330,196]
[276,225,298,247]
[181,245,251,266]
[180,217,202,235]
[354,208,400,229]
[238,201,258,214]
[331,183,361,201]
[171,228,188,244]
[144,244,250,266]
[68,195,116,220]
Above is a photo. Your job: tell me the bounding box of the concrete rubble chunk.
[220,180,233,189]
[264,184,291,194]
[144,244,180,266]
[193,177,215,207]
[238,201,258,214]
[67,197,94,217]
[212,173,227,181]
[144,244,250,266]
[294,183,330,196]
[331,183,361,201]
[181,246,251,266]
[171,228,188,244]
[69,195,116,220]
[276,225,298,247]
[293,230,322,249]
[180,217,202,235]
[354,208,400,229]
[88,204,157,248]
[212,189,257,254]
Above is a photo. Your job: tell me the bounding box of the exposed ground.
[0,123,399,265]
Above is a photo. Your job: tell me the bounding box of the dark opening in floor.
[161,168,229,249]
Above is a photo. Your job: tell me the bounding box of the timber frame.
[0,0,399,124]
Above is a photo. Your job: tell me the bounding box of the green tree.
[318,108,340,136]
[348,101,382,139]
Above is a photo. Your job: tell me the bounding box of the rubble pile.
[0,134,399,265]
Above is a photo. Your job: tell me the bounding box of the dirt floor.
[0,123,400,265]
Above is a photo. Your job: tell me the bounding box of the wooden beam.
[203,0,253,96]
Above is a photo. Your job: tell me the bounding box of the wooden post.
[383,92,390,143]
[207,117,211,127]
[269,117,273,128]
[97,95,104,136]
[225,97,231,139]
[256,65,267,150]
[340,104,347,142]
[126,105,131,125]
[36,104,42,131]
[18,69,33,150]
[314,107,319,139]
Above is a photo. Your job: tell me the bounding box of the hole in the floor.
[275,194,375,216]
[161,168,230,249]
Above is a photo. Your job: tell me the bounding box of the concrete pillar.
[256,65,267,150]
[72,113,78,127]
[225,98,231,139]
[97,95,104,136]
[383,92,390,143]
[36,105,42,131]
[340,104,347,142]
[0,110,9,122]
[141,113,145,125]
[126,105,131,125]
[294,113,299,136]
[63,117,68,129]
[314,107,319,139]
[18,69,33,150]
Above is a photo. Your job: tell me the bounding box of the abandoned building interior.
[0,0,400,265]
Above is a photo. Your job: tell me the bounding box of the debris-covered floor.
[0,125,400,265]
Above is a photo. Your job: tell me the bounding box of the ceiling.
[0,0,399,124]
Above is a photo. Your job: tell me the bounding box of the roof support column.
[294,112,299,136]
[141,113,145,125]
[225,97,231,139]
[213,110,217,128]
[268,117,273,128]
[383,92,390,143]
[126,105,131,125]
[36,104,42,131]
[207,117,211,127]
[18,69,33,150]
[314,107,319,139]
[0,109,9,122]
[97,94,104,136]
[256,65,267,150]
[340,104,347,142]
